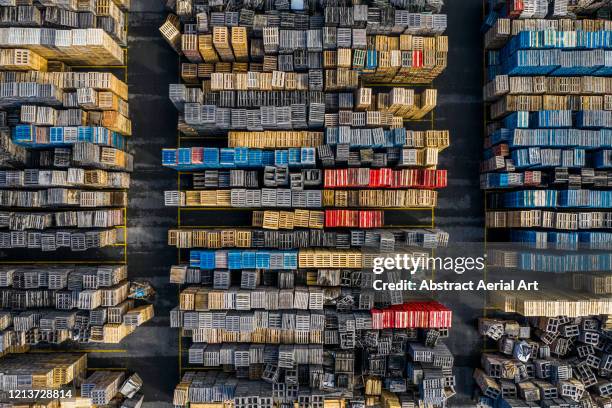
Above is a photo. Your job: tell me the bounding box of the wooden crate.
[160,14,181,52]
[0,49,47,71]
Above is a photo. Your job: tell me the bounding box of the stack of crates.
[476,316,612,406]
[162,0,452,406]
[482,0,612,262]
[0,0,154,368]
[0,353,87,387]
[0,265,148,346]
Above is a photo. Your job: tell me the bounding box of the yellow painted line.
[431,206,435,229]
[122,206,128,265]
[178,328,182,376]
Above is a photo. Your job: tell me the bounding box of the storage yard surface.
[111,0,484,405]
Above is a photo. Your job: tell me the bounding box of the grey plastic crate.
[213,270,231,289]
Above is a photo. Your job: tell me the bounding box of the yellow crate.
[181,63,199,84]
[0,49,47,71]
[102,111,131,135]
[198,35,219,63]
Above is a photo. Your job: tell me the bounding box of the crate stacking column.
[161,0,456,406]
[478,1,612,407]
[482,1,612,267]
[0,0,153,363]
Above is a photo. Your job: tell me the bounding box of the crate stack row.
[0,0,153,357]
[474,316,612,408]
[0,265,154,353]
[172,301,456,408]
[0,0,129,48]
[0,4,131,251]
[482,1,612,258]
[488,251,612,318]
[0,353,145,408]
[160,0,448,92]
[0,11,131,253]
[161,0,453,406]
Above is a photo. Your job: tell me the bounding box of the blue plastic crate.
[189,251,201,268]
[229,147,247,167]
[247,149,263,167]
[503,50,559,76]
[262,150,274,165]
[288,148,301,166]
[580,231,612,249]
[219,148,235,167]
[177,148,191,165]
[487,65,500,82]
[203,148,220,167]
[365,50,377,71]
[393,128,406,146]
[559,190,612,208]
[112,131,125,149]
[162,149,178,166]
[275,150,289,166]
[480,11,497,34]
[502,190,558,208]
[92,127,107,144]
[242,251,257,268]
[195,251,216,269]
[49,127,64,144]
[227,250,243,269]
[481,173,514,188]
[12,125,34,142]
[300,147,315,165]
[531,110,572,128]
[511,148,538,168]
[255,251,270,269]
[78,126,93,142]
[594,150,612,168]
[503,111,529,129]
[544,231,579,250]
[489,128,511,146]
[283,252,297,269]
[325,128,338,145]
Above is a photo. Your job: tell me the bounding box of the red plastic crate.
[371,301,452,329]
